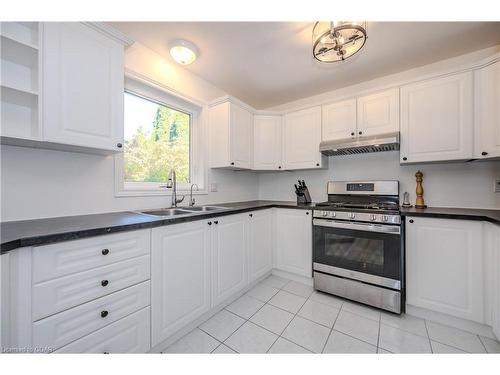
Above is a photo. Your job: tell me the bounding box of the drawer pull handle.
[103,352,109,354]
[101,310,109,318]
[101,280,109,287]
[101,248,109,255]
[214,220,219,224]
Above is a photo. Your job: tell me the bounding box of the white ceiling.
[110,22,500,109]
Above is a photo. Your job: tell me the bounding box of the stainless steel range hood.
[319,132,400,156]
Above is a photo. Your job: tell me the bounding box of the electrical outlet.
[210,183,218,192]
[495,179,500,193]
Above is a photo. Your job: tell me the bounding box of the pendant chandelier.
[312,21,367,63]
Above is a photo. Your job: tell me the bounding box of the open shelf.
[1,85,39,140]
[0,22,38,50]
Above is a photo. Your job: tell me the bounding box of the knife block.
[296,187,312,205]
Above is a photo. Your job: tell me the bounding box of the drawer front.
[56,307,151,353]
[33,229,151,283]
[33,255,150,321]
[33,281,150,350]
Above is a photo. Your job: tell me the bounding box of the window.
[115,74,205,196]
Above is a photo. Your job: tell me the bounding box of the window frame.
[115,71,208,197]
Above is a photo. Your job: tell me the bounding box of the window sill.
[114,188,209,198]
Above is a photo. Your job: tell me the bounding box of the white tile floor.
[163,275,500,354]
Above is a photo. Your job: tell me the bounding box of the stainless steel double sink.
[137,205,229,218]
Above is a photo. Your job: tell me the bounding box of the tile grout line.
[423,319,434,354]
[477,335,489,353]
[376,310,382,352]
[320,303,343,353]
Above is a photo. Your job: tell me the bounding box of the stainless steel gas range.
[313,180,403,314]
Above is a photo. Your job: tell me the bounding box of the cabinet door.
[406,217,483,323]
[357,89,399,136]
[42,23,124,151]
[248,210,273,283]
[254,115,283,170]
[400,72,473,163]
[211,214,248,306]
[493,225,500,340]
[275,209,312,278]
[283,106,324,170]
[151,221,211,346]
[474,61,500,159]
[322,99,357,141]
[230,103,253,169]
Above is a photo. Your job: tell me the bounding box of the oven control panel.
[313,210,401,225]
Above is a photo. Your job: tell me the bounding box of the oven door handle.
[313,219,401,234]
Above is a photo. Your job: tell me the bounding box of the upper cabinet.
[400,72,474,164]
[209,98,254,170]
[0,22,131,154]
[322,99,357,141]
[42,23,126,152]
[357,89,399,137]
[253,114,283,170]
[321,89,399,142]
[283,106,327,170]
[474,60,500,159]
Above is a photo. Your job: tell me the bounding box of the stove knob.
[382,215,389,222]
[322,211,327,217]
[350,212,355,219]
[331,212,336,218]
[370,214,377,221]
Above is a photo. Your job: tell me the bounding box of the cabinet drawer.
[56,307,151,353]
[33,255,150,321]
[33,229,150,283]
[33,281,150,350]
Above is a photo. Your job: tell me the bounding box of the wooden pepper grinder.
[415,170,427,208]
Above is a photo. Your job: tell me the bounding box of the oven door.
[313,219,401,289]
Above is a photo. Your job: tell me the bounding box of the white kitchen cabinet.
[209,97,254,169]
[211,213,248,306]
[283,106,326,170]
[248,210,274,283]
[322,99,357,141]
[490,224,500,340]
[406,217,484,323]
[400,72,474,163]
[151,221,211,346]
[253,114,283,170]
[275,209,312,278]
[357,89,399,136]
[474,60,500,159]
[42,23,125,152]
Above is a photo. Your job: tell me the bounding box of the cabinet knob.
[306,212,310,215]
[116,143,122,148]
[350,132,355,136]
[278,166,282,169]
[481,151,488,156]
[101,248,109,255]
[214,220,219,224]
[101,280,109,287]
[249,213,253,217]
[402,157,407,161]
[101,310,109,318]
[358,131,362,135]
[316,163,319,167]
[103,352,109,354]
[208,221,212,226]
[230,162,234,165]
[409,219,414,223]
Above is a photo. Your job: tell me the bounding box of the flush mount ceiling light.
[312,21,367,63]
[169,39,199,65]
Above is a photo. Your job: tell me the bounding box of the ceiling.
[110,22,500,109]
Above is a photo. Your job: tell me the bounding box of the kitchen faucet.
[166,169,185,207]
[189,183,199,206]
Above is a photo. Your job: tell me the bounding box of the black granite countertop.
[0,201,314,253]
[400,206,500,224]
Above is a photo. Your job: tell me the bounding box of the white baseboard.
[149,271,272,353]
[271,269,313,286]
[406,304,496,339]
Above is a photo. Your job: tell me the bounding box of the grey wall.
[258,151,500,209]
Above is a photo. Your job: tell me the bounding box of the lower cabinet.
[275,209,312,278]
[211,213,249,306]
[490,224,500,340]
[56,307,150,353]
[151,221,211,346]
[248,209,274,283]
[406,217,484,323]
